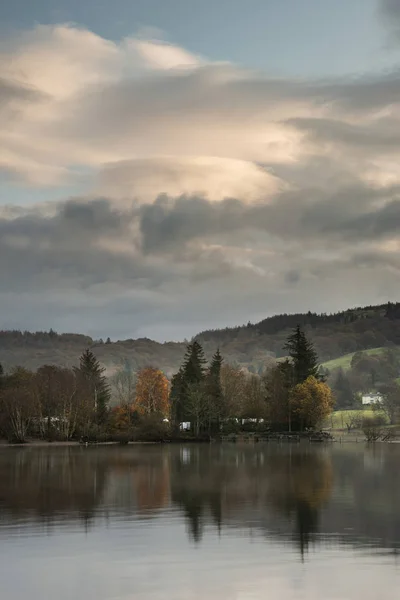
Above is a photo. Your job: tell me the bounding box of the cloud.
[1,23,400,339]
[380,0,400,41]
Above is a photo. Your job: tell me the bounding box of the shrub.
[134,414,170,442]
[362,415,387,442]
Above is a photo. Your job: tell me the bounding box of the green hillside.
[322,347,388,372]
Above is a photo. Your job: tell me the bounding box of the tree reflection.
[1,444,400,557]
[169,445,332,555]
[265,449,333,557]
[0,448,108,530]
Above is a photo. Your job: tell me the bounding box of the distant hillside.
[1,302,400,376]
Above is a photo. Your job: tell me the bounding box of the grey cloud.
[138,183,400,255]
[287,117,400,150]
[0,76,44,105]
[0,197,148,293]
[380,0,400,39]
[2,188,400,339]
[139,195,245,254]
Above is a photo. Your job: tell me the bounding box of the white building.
[361,392,382,406]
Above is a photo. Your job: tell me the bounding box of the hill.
[1,302,400,376]
[322,347,389,372]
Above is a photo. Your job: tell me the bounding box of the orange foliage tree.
[290,376,334,430]
[110,404,133,431]
[135,367,170,417]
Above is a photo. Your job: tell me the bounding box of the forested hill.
[1,302,400,375]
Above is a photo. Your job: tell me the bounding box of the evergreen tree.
[206,349,224,431]
[182,341,207,385]
[284,325,319,385]
[170,341,207,430]
[170,368,187,426]
[75,348,110,424]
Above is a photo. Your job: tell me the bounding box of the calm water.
[1,443,400,599]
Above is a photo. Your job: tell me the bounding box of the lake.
[0,443,399,599]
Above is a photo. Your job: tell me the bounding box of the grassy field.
[322,347,388,372]
[324,409,387,430]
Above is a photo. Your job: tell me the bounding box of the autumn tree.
[75,348,110,425]
[284,326,320,385]
[289,376,334,430]
[135,367,169,416]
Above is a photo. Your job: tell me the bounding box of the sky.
[1,0,400,341]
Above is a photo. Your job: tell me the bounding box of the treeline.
[196,302,400,362]
[2,303,400,376]
[198,302,400,339]
[168,326,334,435]
[0,327,335,443]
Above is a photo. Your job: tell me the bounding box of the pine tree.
[182,341,207,385]
[76,348,110,424]
[170,368,186,426]
[170,341,207,430]
[206,349,224,431]
[284,325,319,385]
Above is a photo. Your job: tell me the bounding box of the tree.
[332,368,354,409]
[110,361,136,407]
[75,348,110,425]
[135,367,169,416]
[205,349,224,430]
[241,374,265,421]
[186,383,209,437]
[377,382,400,425]
[170,341,207,427]
[264,360,293,430]
[35,365,63,439]
[0,367,36,442]
[220,364,246,419]
[344,410,363,433]
[54,368,83,440]
[362,415,389,442]
[289,376,334,430]
[170,368,187,427]
[182,341,207,385]
[284,326,319,385]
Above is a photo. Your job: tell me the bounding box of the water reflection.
[1,443,400,558]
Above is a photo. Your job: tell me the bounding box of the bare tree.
[344,411,363,433]
[0,367,36,442]
[110,365,136,407]
[377,382,400,425]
